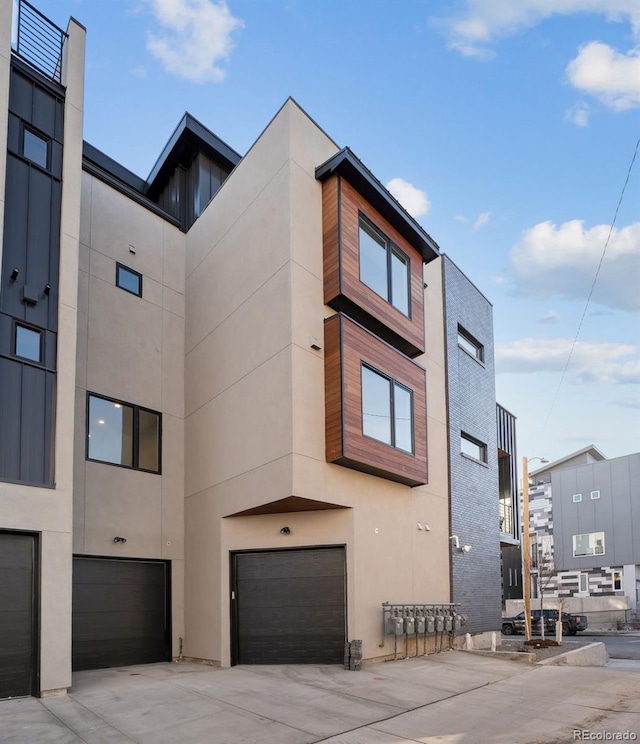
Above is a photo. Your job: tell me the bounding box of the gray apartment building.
[525,447,640,621]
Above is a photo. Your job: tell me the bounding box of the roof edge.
[315,147,441,264]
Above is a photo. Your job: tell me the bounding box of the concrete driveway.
[1,651,639,743]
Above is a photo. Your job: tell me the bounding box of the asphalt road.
[580,635,640,660]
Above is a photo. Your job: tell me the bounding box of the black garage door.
[0,533,36,698]
[72,557,170,671]
[231,547,346,665]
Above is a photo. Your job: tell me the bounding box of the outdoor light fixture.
[10,267,19,281]
[449,535,472,553]
[280,526,291,535]
[113,536,127,543]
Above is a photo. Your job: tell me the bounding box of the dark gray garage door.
[0,533,36,698]
[72,557,170,671]
[231,547,346,665]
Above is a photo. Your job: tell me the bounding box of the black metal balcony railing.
[499,500,513,535]
[13,0,66,83]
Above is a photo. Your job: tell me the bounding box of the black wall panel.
[0,62,64,485]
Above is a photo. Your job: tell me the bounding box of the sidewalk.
[1,651,638,743]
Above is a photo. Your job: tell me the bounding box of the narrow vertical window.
[613,571,622,590]
[391,249,409,315]
[359,219,388,301]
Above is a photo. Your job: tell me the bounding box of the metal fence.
[13,0,66,83]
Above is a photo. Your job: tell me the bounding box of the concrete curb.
[462,649,535,665]
[537,642,608,667]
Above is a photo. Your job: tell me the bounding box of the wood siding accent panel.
[322,175,425,356]
[322,176,340,304]
[324,313,344,462]
[324,314,428,487]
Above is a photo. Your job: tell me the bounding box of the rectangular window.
[359,215,410,316]
[460,432,487,463]
[573,493,582,502]
[578,573,588,593]
[87,393,161,473]
[116,263,143,297]
[573,531,605,557]
[457,325,484,363]
[613,571,622,590]
[14,324,42,363]
[590,490,601,499]
[361,364,414,454]
[23,128,48,168]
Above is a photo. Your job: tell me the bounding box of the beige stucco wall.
[184,99,451,666]
[75,173,186,654]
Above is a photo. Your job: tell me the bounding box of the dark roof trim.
[315,147,441,263]
[82,155,181,229]
[83,142,147,193]
[145,112,242,198]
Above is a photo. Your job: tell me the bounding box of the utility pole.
[522,456,532,642]
[522,455,548,643]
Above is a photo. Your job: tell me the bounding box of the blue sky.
[29,0,640,463]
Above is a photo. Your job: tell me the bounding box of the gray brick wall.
[442,256,502,634]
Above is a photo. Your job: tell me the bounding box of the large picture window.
[573,532,605,557]
[359,216,410,316]
[361,364,414,454]
[461,432,487,463]
[87,393,161,473]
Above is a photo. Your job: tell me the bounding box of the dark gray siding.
[442,256,501,633]
[553,453,640,571]
[0,62,64,485]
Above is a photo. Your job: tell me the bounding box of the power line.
[543,135,640,429]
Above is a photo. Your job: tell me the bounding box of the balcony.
[12,0,66,84]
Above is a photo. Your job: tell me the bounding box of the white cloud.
[537,310,560,324]
[496,337,639,384]
[440,0,640,57]
[509,220,640,311]
[565,101,590,127]
[611,396,640,409]
[566,42,640,111]
[386,178,431,218]
[130,65,148,78]
[146,0,243,83]
[473,211,491,230]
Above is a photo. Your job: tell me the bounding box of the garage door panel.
[233,547,346,665]
[237,576,346,609]
[73,583,166,614]
[0,533,35,699]
[72,558,170,671]
[72,638,167,671]
[237,550,345,580]
[238,636,345,665]
[0,569,33,611]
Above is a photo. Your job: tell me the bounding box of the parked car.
[502,609,588,636]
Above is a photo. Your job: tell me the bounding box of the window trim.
[572,493,582,503]
[86,392,162,474]
[590,490,601,500]
[116,263,143,297]
[358,213,411,318]
[361,362,415,455]
[457,324,485,364]
[572,531,605,558]
[460,432,488,464]
[578,573,589,594]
